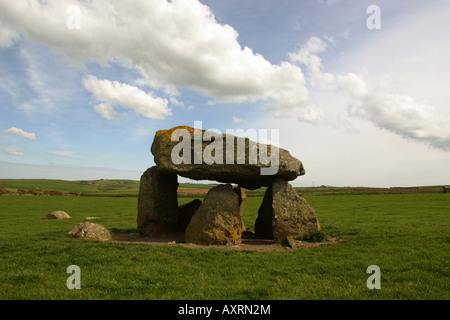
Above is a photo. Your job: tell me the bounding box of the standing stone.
[177,199,202,232]
[185,184,246,245]
[137,166,179,235]
[255,178,320,243]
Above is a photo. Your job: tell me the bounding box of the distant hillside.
[297,185,449,196]
[0,179,140,196]
[0,179,448,197]
[0,179,221,197]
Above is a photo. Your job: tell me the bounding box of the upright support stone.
[255,178,320,243]
[137,166,179,235]
[185,184,246,245]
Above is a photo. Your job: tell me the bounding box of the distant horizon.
[1,160,448,189]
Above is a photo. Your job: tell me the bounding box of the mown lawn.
[0,193,448,299]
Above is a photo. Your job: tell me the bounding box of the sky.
[0,0,449,187]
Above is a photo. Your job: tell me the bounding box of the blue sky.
[0,0,449,187]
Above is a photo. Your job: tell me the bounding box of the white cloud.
[3,127,36,140]
[290,36,450,151]
[0,20,20,47]
[49,151,75,157]
[333,113,360,135]
[93,103,121,120]
[2,0,447,150]
[49,151,86,160]
[3,148,24,156]
[0,0,322,124]
[83,75,171,120]
[169,97,185,107]
[232,116,245,124]
[290,36,329,65]
[348,93,450,150]
[169,97,195,111]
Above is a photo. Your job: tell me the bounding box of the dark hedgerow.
[299,230,327,242]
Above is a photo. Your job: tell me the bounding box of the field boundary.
[1,179,449,197]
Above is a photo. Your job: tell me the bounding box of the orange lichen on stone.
[229,228,242,245]
[155,126,197,138]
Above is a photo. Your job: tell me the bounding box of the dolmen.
[137,126,320,245]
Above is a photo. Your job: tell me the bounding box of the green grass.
[0,193,448,300]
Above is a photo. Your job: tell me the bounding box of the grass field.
[2,179,447,197]
[0,192,448,300]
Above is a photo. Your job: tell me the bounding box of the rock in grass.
[42,211,71,220]
[68,222,112,242]
[185,184,245,245]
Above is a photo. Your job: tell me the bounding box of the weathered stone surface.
[42,210,71,220]
[255,178,320,243]
[185,184,246,245]
[68,222,112,242]
[238,187,247,218]
[151,126,304,190]
[286,236,298,248]
[177,199,202,232]
[137,166,179,235]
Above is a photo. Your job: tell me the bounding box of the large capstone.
[255,178,320,243]
[137,166,179,235]
[185,184,246,245]
[151,126,304,190]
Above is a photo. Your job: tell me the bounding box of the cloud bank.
[0,0,322,123]
[1,0,448,150]
[290,37,450,151]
